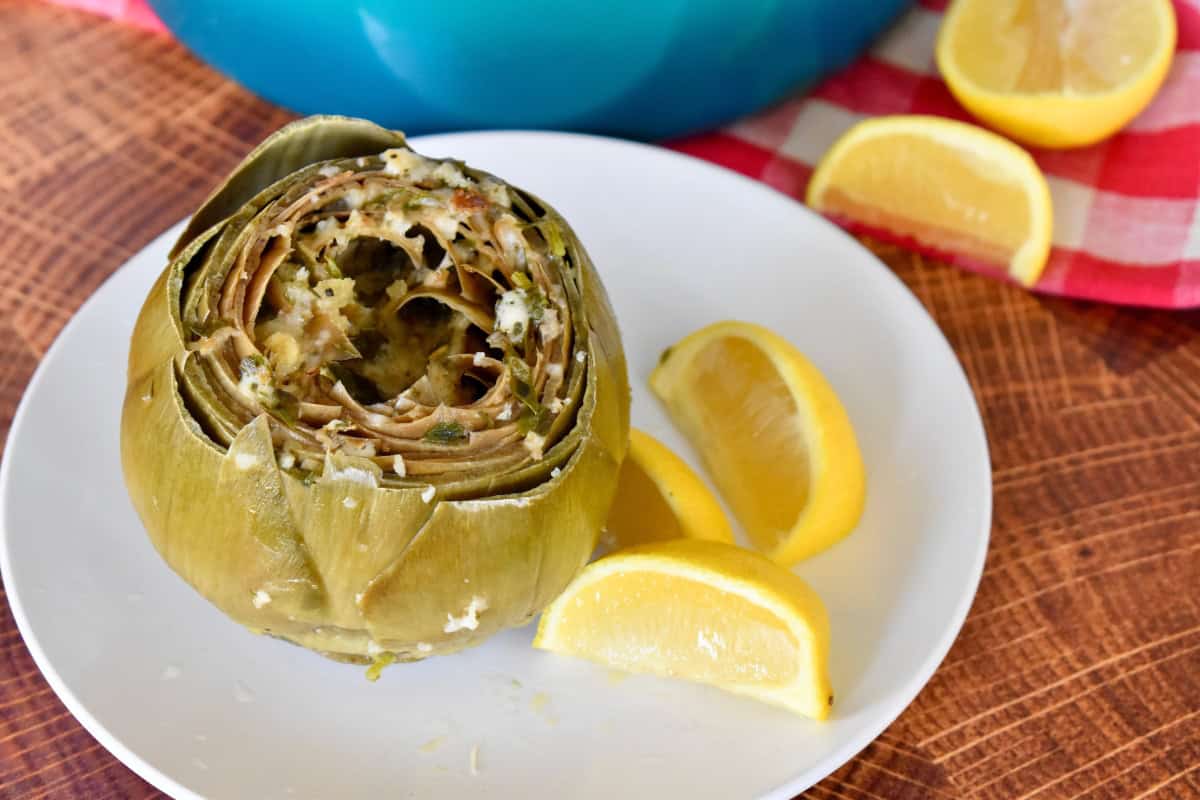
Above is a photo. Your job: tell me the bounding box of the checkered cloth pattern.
[672,0,1200,308]
[47,0,1200,307]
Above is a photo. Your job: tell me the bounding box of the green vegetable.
[424,421,468,444]
[542,221,566,258]
[517,406,547,435]
[505,354,533,386]
[120,115,630,668]
[365,652,396,682]
[527,290,547,324]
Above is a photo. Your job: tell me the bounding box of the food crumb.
[444,596,489,633]
[523,431,546,460]
[233,452,259,471]
[469,744,480,776]
[252,590,271,608]
[365,652,396,682]
[418,735,446,754]
[233,681,255,704]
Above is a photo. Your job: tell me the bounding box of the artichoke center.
[179,147,581,484]
[254,231,487,406]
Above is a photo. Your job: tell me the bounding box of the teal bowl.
[148,0,909,139]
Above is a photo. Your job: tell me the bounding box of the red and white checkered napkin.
[671,0,1200,308]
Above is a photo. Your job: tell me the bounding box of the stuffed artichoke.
[120,116,629,668]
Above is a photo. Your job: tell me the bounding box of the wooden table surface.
[1,3,1198,798]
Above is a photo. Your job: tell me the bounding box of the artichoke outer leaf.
[127,226,221,387]
[122,371,324,626]
[358,433,619,655]
[278,459,436,635]
[174,116,409,260]
[561,215,630,465]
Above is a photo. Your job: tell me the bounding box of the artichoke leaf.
[122,368,324,626]
[174,352,245,448]
[359,431,617,654]
[280,461,436,637]
[127,225,220,386]
[174,116,409,260]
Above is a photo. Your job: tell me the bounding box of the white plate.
[0,132,990,800]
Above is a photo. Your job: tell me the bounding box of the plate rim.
[0,129,992,800]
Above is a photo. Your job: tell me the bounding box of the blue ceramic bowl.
[149,0,909,139]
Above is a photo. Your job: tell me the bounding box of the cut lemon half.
[605,428,734,549]
[533,539,833,719]
[937,0,1176,149]
[806,115,1053,286]
[649,321,864,566]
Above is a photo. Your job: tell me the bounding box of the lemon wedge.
[806,115,1053,286]
[649,321,864,566]
[937,0,1176,149]
[533,539,833,719]
[605,428,734,549]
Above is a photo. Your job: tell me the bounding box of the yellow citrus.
[806,115,1053,286]
[650,321,865,566]
[605,428,734,549]
[533,539,833,719]
[937,0,1176,148]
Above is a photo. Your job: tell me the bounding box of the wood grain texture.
[0,2,1197,798]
